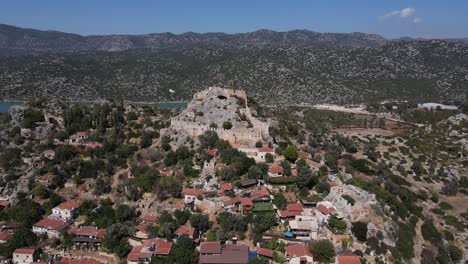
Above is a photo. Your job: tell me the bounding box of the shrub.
[439,201,453,210]
[351,222,368,242]
[421,220,441,244]
[267,176,297,185]
[310,239,336,263]
[448,245,462,262]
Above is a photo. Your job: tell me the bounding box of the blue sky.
[0,0,467,38]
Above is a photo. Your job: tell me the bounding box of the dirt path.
[48,249,117,264]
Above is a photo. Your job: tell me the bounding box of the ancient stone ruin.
[163,86,269,147]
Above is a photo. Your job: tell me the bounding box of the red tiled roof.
[96,228,106,238]
[34,218,69,231]
[136,222,151,234]
[223,196,241,206]
[338,253,361,264]
[0,230,13,242]
[142,238,173,255]
[256,248,274,258]
[258,147,273,153]
[0,200,9,207]
[14,248,36,255]
[220,183,232,192]
[240,197,253,207]
[317,204,336,215]
[56,200,80,210]
[252,187,269,198]
[175,226,196,237]
[287,203,304,212]
[286,244,312,258]
[69,226,104,237]
[142,214,158,223]
[278,210,302,218]
[182,188,204,197]
[206,149,218,157]
[200,242,221,254]
[269,166,283,173]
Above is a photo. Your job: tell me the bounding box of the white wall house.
[13,248,38,264]
[51,200,80,220]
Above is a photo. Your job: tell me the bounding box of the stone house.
[285,244,313,264]
[127,238,173,264]
[182,188,204,205]
[13,248,39,264]
[51,200,80,220]
[32,217,70,238]
[268,166,283,178]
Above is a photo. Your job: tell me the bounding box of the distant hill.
[393,36,468,45]
[0,40,466,104]
[0,24,389,55]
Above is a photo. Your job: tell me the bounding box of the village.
[0,87,466,264]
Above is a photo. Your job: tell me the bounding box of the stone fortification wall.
[167,86,268,147]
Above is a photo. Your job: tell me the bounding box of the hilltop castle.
[164,87,269,147]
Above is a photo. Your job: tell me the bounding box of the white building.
[288,216,319,240]
[51,200,80,220]
[13,248,38,264]
[32,218,70,238]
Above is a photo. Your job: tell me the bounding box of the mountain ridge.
[0,40,466,104]
[0,23,389,55]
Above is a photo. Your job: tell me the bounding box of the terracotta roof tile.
[317,204,336,215]
[220,183,232,192]
[258,147,273,153]
[338,253,361,264]
[287,203,304,212]
[34,218,69,231]
[200,242,221,254]
[175,226,196,237]
[286,244,312,258]
[56,200,80,210]
[269,166,283,174]
[256,247,273,258]
[182,188,204,197]
[14,248,36,255]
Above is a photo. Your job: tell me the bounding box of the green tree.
[249,257,269,264]
[421,220,441,244]
[448,245,462,262]
[328,216,347,234]
[167,234,198,264]
[265,153,274,163]
[272,193,287,210]
[102,223,134,258]
[222,121,233,130]
[247,165,264,180]
[282,145,298,162]
[189,214,210,233]
[310,239,336,263]
[351,222,368,242]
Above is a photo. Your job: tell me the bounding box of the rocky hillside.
[0,24,389,55]
[0,40,467,104]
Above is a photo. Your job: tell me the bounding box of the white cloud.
[379,7,417,21]
[413,17,422,23]
[400,7,416,18]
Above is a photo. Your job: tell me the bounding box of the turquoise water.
[0,101,186,113]
[0,102,24,112]
[156,102,187,109]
